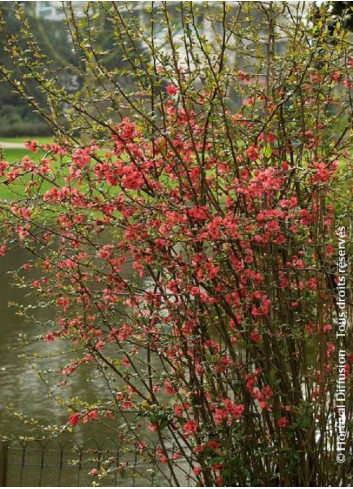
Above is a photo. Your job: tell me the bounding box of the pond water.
[0,244,188,486]
[0,245,143,442]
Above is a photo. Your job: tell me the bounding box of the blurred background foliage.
[0,1,352,138]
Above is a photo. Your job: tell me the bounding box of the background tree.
[0,2,77,136]
[0,1,144,138]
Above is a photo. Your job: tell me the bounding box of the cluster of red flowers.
[0,60,350,486]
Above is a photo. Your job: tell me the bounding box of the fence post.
[0,441,9,487]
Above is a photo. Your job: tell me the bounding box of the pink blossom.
[68,413,81,426]
[167,84,178,96]
[183,419,198,436]
[277,417,288,428]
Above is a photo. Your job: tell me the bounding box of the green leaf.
[264,145,273,158]
[159,417,169,431]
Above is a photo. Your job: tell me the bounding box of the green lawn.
[0,136,53,145]
[2,148,43,163]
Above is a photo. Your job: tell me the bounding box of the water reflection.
[0,244,192,486]
[0,244,146,442]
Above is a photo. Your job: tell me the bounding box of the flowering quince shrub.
[1,2,353,486]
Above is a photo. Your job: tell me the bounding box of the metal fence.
[0,439,183,487]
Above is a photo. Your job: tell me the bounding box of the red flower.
[277,417,288,428]
[183,419,198,436]
[88,410,98,420]
[164,380,177,395]
[167,84,178,96]
[44,332,55,342]
[250,330,261,343]
[247,146,259,161]
[207,440,221,450]
[331,71,342,81]
[193,467,202,476]
[73,147,91,168]
[0,161,9,176]
[231,404,245,419]
[122,169,144,190]
[68,413,81,426]
[25,139,38,153]
[188,206,208,221]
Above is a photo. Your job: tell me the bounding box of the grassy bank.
[0,137,53,145]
